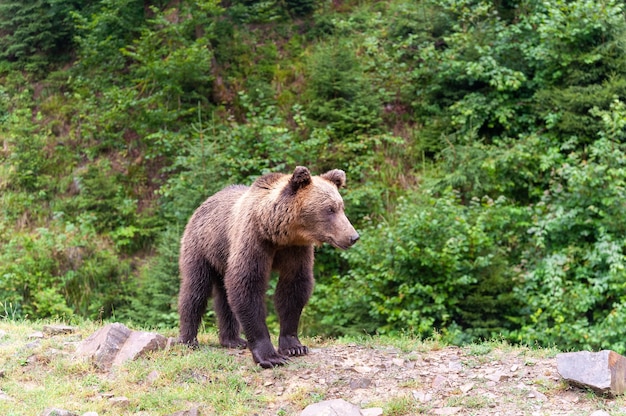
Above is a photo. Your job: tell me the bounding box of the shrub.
[308,190,528,342]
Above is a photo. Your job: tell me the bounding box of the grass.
[0,320,259,415]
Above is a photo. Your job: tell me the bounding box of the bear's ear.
[289,166,312,191]
[321,169,346,188]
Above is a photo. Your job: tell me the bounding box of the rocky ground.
[2,323,625,415]
[232,341,626,415]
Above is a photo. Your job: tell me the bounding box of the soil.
[231,342,626,416]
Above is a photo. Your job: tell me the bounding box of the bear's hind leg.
[274,247,314,357]
[178,257,214,347]
[213,280,247,349]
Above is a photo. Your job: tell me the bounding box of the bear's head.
[289,166,360,250]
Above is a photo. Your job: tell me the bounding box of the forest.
[1,0,626,352]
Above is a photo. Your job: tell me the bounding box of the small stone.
[109,396,130,408]
[485,372,509,382]
[361,408,383,416]
[413,390,432,403]
[392,358,405,367]
[557,350,626,396]
[353,366,374,374]
[589,411,610,416]
[0,390,13,401]
[43,325,76,336]
[167,408,199,416]
[510,364,519,372]
[433,407,462,415]
[349,378,372,389]
[460,383,474,393]
[82,412,99,416]
[448,360,463,372]
[0,330,6,339]
[146,370,160,384]
[300,399,362,416]
[432,374,448,388]
[28,332,44,339]
[41,409,78,416]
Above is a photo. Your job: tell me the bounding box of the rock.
[460,382,474,394]
[0,330,6,339]
[168,408,199,416]
[146,370,160,384]
[361,408,383,416]
[447,360,463,372]
[589,411,611,416]
[485,371,509,382]
[0,390,13,401]
[300,399,363,416]
[29,332,44,339]
[413,390,432,403]
[41,409,78,416]
[433,407,462,415]
[81,412,99,416]
[432,374,448,388]
[557,350,626,396]
[43,325,76,336]
[391,358,404,367]
[111,330,167,367]
[109,396,130,408]
[349,378,372,389]
[76,323,167,370]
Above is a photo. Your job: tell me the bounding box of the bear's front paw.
[251,342,289,369]
[278,335,309,357]
[178,337,200,349]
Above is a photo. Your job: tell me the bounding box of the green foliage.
[305,41,383,137]
[0,220,134,319]
[310,190,528,341]
[514,101,626,351]
[0,0,82,72]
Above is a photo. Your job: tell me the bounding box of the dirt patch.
[231,342,626,415]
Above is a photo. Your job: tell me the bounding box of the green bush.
[514,101,626,350]
[309,190,528,342]
[0,219,134,320]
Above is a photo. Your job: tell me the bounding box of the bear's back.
[181,184,249,274]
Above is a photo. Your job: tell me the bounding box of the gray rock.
[589,411,610,416]
[81,412,99,416]
[557,350,626,396]
[76,323,167,370]
[349,377,372,389]
[43,325,76,336]
[300,399,363,416]
[108,396,130,408]
[111,330,167,367]
[41,409,78,416]
[361,408,383,416]
[168,408,199,416]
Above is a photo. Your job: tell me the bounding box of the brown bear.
[178,166,359,368]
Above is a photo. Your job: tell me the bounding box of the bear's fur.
[178,166,359,368]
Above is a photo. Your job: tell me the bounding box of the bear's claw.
[278,345,309,357]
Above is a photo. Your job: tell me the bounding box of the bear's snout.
[349,233,360,246]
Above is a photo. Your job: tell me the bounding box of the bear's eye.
[327,206,336,215]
